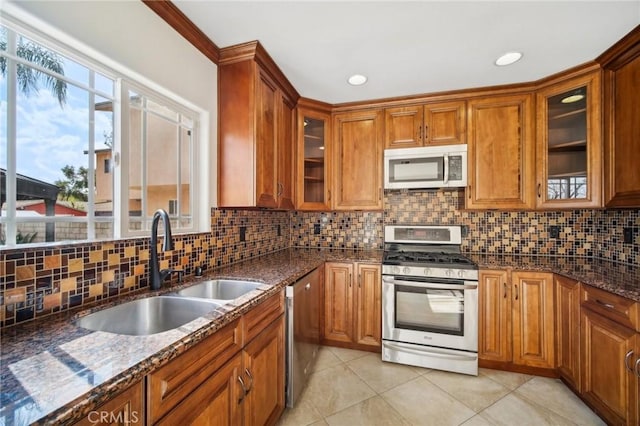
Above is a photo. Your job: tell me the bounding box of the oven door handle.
[382,277,477,291]
[384,342,477,361]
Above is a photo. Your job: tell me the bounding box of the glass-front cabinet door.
[536,70,602,208]
[296,105,331,210]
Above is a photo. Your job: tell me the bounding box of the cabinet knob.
[238,375,248,404]
[595,299,615,310]
[244,368,254,393]
[624,350,634,373]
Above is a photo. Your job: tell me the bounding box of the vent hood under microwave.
[384,144,468,190]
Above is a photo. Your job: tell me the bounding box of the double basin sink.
[75,280,263,336]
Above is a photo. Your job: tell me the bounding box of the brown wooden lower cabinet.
[555,275,581,392]
[242,317,285,426]
[146,291,284,426]
[75,381,144,425]
[581,304,639,425]
[478,269,555,371]
[156,354,243,426]
[323,262,381,351]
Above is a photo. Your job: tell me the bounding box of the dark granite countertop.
[0,248,382,425]
[468,254,640,302]
[2,248,638,425]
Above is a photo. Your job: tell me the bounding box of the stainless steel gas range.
[381,225,479,376]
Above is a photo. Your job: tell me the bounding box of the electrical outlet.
[239,226,246,242]
[623,227,633,244]
[549,226,560,239]
[314,224,321,235]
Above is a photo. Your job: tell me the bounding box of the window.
[121,83,197,234]
[0,17,203,246]
[547,176,587,200]
[168,199,178,216]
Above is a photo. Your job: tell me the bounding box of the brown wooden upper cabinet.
[536,70,602,209]
[384,101,466,149]
[332,109,384,210]
[297,100,332,211]
[218,41,299,209]
[466,93,535,210]
[599,25,640,208]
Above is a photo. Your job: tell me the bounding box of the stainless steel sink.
[172,279,263,301]
[75,296,221,336]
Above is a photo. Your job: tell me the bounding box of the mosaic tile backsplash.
[1,191,639,328]
[0,208,289,327]
[383,189,639,264]
[290,211,383,250]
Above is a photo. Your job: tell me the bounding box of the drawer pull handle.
[238,375,248,403]
[624,350,634,373]
[595,299,615,310]
[245,368,254,394]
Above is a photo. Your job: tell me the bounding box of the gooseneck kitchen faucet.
[149,209,175,290]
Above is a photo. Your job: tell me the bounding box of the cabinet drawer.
[243,290,285,343]
[581,286,639,331]
[147,318,242,423]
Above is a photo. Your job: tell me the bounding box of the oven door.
[382,276,478,352]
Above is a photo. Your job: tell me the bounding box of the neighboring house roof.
[11,200,87,217]
[0,168,60,205]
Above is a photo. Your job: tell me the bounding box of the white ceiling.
[174,1,640,104]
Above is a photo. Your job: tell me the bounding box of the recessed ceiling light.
[495,52,523,66]
[348,74,368,86]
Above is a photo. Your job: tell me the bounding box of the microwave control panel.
[448,155,463,180]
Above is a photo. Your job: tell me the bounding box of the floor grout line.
[280,348,604,426]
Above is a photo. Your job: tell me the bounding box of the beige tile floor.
[277,346,605,426]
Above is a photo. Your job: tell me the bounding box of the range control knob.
[403,266,411,275]
[423,268,431,276]
[458,270,465,278]
[445,269,453,277]
[392,266,401,275]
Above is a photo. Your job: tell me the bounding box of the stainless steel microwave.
[383,144,468,189]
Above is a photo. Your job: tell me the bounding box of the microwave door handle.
[382,277,477,291]
[443,153,449,184]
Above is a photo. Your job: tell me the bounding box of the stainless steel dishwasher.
[285,266,321,407]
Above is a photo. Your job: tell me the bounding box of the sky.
[1,39,113,186]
